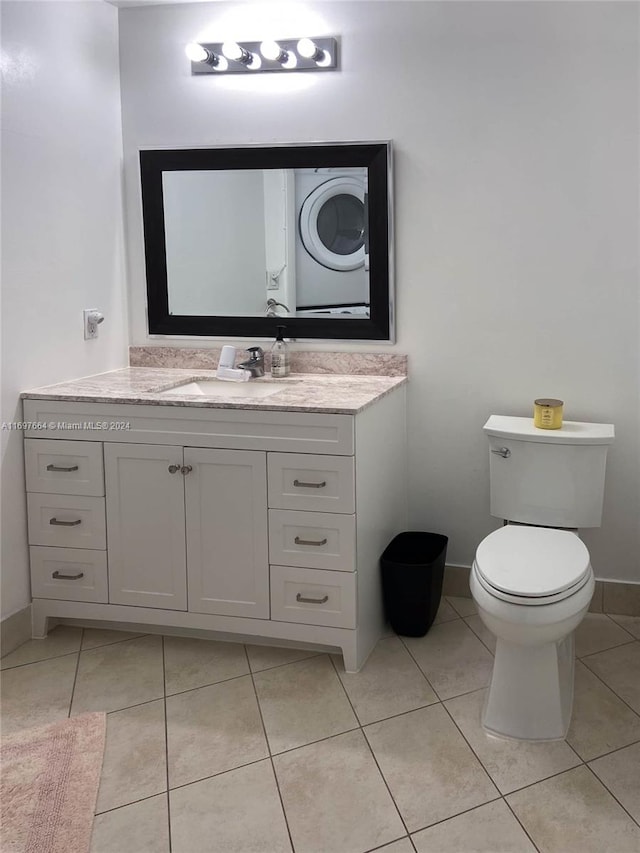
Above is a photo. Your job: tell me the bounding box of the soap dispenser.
[271,326,290,377]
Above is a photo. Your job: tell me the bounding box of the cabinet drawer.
[270,565,356,628]
[27,493,106,549]
[269,510,356,572]
[268,454,354,513]
[25,439,104,496]
[30,546,108,603]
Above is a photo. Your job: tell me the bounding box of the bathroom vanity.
[21,368,407,671]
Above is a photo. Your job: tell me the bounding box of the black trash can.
[380,532,449,637]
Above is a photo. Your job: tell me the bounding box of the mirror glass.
[140,142,393,340]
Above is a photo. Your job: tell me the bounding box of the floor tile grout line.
[439,698,504,795]
[95,791,168,818]
[501,763,601,798]
[248,649,322,675]
[363,836,416,853]
[462,618,497,656]
[328,653,414,842]
[395,634,451,698]
[600,612,639,643]
[164,753,279,795]
[580,638,638,661]
[66,629,84,718]
[404,795,504,839]
[583,761,640,830]
[1,648,82,672]
[397,630,495,704]
[562,735,587,766]
[161,636,173,853]
[164,668,251,699]
[502,796,542,853]
[578,651,640,718]
[357,726,417,843]
[244,643,296,853]
[586,737,640,763]
[290,655,409,844]
[161,647,324,700]
[0,630,152,670]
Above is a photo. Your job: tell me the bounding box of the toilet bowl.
[470,525,594,741]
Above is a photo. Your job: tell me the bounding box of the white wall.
[0,0,128,620]
[120,1,636,583]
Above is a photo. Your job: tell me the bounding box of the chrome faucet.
[237,346,265,377]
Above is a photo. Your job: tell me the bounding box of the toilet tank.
[484,416,614,528]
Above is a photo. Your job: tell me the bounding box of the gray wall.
[1,0,128,619]
[118,1,637,583]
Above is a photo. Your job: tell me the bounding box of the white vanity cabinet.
[104,444,269,617]
[23,388,406,672]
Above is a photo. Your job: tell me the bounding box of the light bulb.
[185,43,228,70]
[297,38,331,67]
[185,43,208,63]
[296,38,317,59]
[222,41,245,61]
[260,40,283,61]
[246,52,262,70]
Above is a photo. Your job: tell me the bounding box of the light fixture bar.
[188,37,338,75]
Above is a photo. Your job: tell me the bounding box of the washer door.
[299,177,366,271]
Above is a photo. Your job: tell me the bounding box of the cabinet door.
[185,448,269,618]
[105,443,187,610]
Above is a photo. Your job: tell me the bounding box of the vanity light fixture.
[187,37,338,75]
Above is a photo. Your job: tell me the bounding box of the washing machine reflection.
[294,167,369,315]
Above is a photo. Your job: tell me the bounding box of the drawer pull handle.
[52,571,84,581]
[46,464,79,472]
[168,464,180,474]
[49,517,82,526]
[294,536,328,547]
[181,465,193,475]
[293,479,326,489]
[296,593,329,605]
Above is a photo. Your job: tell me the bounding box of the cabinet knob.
[181,465,193,475]
[168,464,180,473]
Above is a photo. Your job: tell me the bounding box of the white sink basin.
[158,379,293,399]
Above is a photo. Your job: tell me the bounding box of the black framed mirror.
[140,142,393,340]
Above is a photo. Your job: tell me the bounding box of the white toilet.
[470,415,615,741]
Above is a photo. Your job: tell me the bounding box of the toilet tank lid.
[484,416,615,445]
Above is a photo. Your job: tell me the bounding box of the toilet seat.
[474,526,592,606]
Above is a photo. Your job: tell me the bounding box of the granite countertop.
[21,368,407,415]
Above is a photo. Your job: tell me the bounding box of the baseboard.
[443,566,640,616]
[1,605,32,656]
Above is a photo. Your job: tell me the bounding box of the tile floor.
[1,599,639,853]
